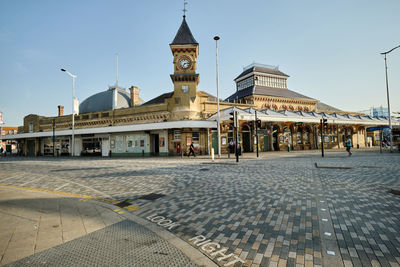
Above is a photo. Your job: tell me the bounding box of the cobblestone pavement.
[0,149,399,266]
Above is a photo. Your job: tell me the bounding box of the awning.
[366,126,390,131]
[0,120,217,140]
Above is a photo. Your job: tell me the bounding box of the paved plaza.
[0,149,399,267]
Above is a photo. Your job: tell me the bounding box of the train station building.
[1,15,395,157]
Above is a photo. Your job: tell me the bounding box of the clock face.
[179,58,191,69]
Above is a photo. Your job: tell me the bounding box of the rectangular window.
[174,130,181,141]
[174,97,181,104]
[115,136,123,153]
[192,132,199,142]
[102,113,109,117]
[82,115,89,120]
[128,140,133,147]
[29,123,33,133]
[92,114,99,119]
[182,85,189,93]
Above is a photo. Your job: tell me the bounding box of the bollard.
[211,148,215,162]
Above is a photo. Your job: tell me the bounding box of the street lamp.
[381,44,400,153]
[61,68,77,157]
[214,36,221,158]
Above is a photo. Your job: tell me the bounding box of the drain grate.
[199,168,210,171]
[137,193,166,201]
[314,163,352,169]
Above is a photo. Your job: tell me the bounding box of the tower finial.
[182,1,187,18]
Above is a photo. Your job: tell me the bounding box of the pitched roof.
[225,86,315,101]
[141,92,174,106]
[316,101,342,112]
[235,66,289,81]
[199,91,219,102]
[171,16,198,45]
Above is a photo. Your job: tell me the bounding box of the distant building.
[0,126,18,153]
[370,106,389,117]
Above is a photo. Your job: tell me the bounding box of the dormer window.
[237,77,254,91]
[254,75,287,88]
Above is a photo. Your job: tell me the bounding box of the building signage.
[0,112,3,124]
[188,235,244,266]
[73,98,79,115]
[159,137,165,147]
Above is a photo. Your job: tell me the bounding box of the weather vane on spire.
[182,1,188,18]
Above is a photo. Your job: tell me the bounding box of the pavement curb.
[0,184,218,267]
[121,212,218,267]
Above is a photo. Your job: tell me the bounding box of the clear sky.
[1,0,399,126]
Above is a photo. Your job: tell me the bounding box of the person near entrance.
[188,142,195,157]
[346,136,352,156]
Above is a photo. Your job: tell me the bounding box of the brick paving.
[0,149,399,266]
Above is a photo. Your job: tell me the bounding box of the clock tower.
[169,15,200,120]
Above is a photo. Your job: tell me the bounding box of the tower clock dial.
[179,57,191,69]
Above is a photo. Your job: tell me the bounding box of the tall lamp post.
[214,36,221,158]
[61,68,77,157]
[381,44,400,153]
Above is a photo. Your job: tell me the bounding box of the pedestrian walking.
[188,142,196,157]
[346,136,352,156]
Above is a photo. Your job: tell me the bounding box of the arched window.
[297,127,303,144]
[304,127,310,144]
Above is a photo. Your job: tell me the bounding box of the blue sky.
[1,0,399,126]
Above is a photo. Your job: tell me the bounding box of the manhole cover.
[137,193,166,201]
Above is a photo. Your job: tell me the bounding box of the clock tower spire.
[169,12,200,120]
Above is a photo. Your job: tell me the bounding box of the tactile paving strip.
[6,219,196,267]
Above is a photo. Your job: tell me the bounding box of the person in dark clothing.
[188,142,195,157]
[346,136,352,156]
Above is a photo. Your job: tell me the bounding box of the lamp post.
[61,68,76,157]
[214,36,221,158]
[381,44,400,153]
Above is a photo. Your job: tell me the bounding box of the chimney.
[58,105,64,117]
[129,86,140,106]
